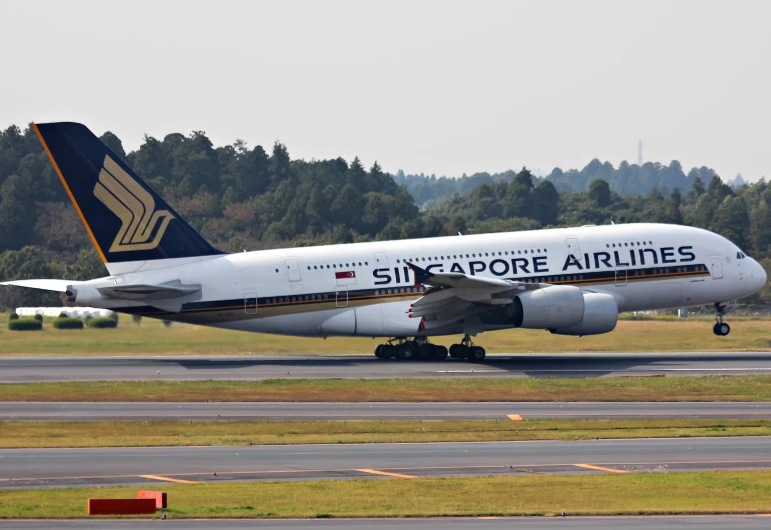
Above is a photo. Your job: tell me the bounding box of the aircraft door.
[710,257,724,279]
[244,293,258,315]
[284,258,302,282]
[336,287,349,307]
[565,237,581,260]
[374,252,389,268]
[615,269,627,286]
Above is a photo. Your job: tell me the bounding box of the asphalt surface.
[3,401,771,421]
[3,517,771,529]
[2,437,769,490]
[2,352,771,382]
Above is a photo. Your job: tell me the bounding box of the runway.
[3,401,771,421]
[2,352,771,382]
[2,437,770,490]
[3,517,771,529]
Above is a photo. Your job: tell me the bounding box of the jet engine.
[510,286,618,337]
[549,292,618,336]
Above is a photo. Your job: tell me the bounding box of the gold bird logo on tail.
[93,155,174,253]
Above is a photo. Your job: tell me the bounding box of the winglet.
[404,262,433,288]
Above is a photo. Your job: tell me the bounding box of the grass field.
[0,419,768,448]
[2,472,771,518]
[4,375,771,402]
[0,314,769,355]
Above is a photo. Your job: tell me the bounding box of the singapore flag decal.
[335,270,357,286]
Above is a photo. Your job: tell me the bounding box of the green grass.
[2,472,771,518]
[3,375,771,402]
[0,419,769,448]
[0,313,768,355]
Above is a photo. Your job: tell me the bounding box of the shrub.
[8,318,42,331]
[109,312,119,322]
[33,314,43,322]
[163,320,172,327]
[53,317,84,329]
[132,314,142,326]
[87,317,118,329]
[58,312,68,318]
[8,313,19,321]
[83,315,92,325]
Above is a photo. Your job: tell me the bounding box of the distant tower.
[638,141,643,166]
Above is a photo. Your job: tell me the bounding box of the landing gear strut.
[449,335,486,362]
[713,303,731,336]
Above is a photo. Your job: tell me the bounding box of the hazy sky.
[1,0,769,181]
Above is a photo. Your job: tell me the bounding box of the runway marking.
[507,414,523,421]
[356,469,417,479]
[138,474,200,484]
[573,464,629,474]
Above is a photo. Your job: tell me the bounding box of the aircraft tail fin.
[33,122,225,271]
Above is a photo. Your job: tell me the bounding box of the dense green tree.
[588,179,612,208]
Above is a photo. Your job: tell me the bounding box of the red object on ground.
[137,490,167,509]
[88,498,156,515]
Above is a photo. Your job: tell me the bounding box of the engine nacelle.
[512,285,585,329]
[550,292,618,336]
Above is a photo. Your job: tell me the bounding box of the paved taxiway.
[2,352,771,382]
[2,437,769,489]
[4,517,771,529]
[3,401,771,421]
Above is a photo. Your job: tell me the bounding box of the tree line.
[0,123,768,309]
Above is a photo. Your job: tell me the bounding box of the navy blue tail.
[34,122,225,263]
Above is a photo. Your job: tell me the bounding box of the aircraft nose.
[750,258,767,292]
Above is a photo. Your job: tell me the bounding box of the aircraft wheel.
[717,323,730,336]
[468,346,486,362]
[397,343,417,360]
[449,344,461,358]
[374,344,385,358]
[382,344,395,359]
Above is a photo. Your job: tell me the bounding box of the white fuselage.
[75,223,766,338]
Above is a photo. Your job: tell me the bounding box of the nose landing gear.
[713,303,731,336]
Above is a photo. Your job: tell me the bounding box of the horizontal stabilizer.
[97,280,201,313]
[0,279,75,292]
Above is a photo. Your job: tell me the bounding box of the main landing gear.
[713,302,731,336]
[449,335,486,362]
[374,339,448,361]
[374,335,486,362]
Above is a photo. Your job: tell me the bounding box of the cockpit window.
[736,252,747,259]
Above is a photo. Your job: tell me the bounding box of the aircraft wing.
[405,262,541,328]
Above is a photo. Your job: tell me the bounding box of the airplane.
[2,122,767,361]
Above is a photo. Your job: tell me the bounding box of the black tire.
[375,344,384,358]
[718,323,730,336]
[434,345,448,360]
[417,343,434,359]
[397,343,416,360]
[713,323,721,336]
[382,344,395,359]
[468,346,486,362]
[449,344,460,358]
